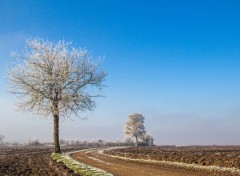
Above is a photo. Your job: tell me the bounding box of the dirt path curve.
[71,148,203,176]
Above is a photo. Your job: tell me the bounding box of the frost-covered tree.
[8,38,106,153]
[124,113,146,146]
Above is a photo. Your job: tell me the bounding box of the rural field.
[0,146,83,176]
[1,1,240,176]
[104,146,240,168]
[2,145,240,176]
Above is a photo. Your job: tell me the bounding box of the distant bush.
[27,139,42,146]
[0,135,4,142]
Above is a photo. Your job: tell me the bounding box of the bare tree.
[27,138,41,146]
[124,113,146,146]
[0,135,4,143]
[8,38,106,153]
[142,134,154,146]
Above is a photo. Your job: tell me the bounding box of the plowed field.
[104,146,240,169]
[0,146,81,176]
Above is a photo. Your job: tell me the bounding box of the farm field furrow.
[0,146,81,176]
[2,146,240,176]
[104,146,240,169]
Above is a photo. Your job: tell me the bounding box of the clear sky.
[1,0,240,145]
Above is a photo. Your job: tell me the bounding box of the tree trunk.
[53,113,61,153]
[135,135,139,146]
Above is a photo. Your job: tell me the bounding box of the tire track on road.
[71,148,203,176]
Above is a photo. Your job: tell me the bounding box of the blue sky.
[1,0,240,145]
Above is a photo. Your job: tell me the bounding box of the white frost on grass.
[51,152,113,176]
[101,151,240,175]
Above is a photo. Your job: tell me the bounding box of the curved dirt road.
[71,148,204,176]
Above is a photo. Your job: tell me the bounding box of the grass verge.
[51,153,113,176]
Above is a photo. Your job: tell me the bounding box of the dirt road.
[71,148,204,176]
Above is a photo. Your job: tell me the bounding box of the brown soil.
[3,146,240,176]
[0,146,81,176]
[104,146,240,168]
[72,148,204,176]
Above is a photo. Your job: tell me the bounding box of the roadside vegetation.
[51,152,113,176]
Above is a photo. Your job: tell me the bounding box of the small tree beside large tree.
[124,113,146,146]
[8,38,106,153]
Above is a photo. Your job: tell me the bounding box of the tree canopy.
[124,113,146,146]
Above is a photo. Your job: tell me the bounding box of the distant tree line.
[59,139,134,147]
[0,138,135,147]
